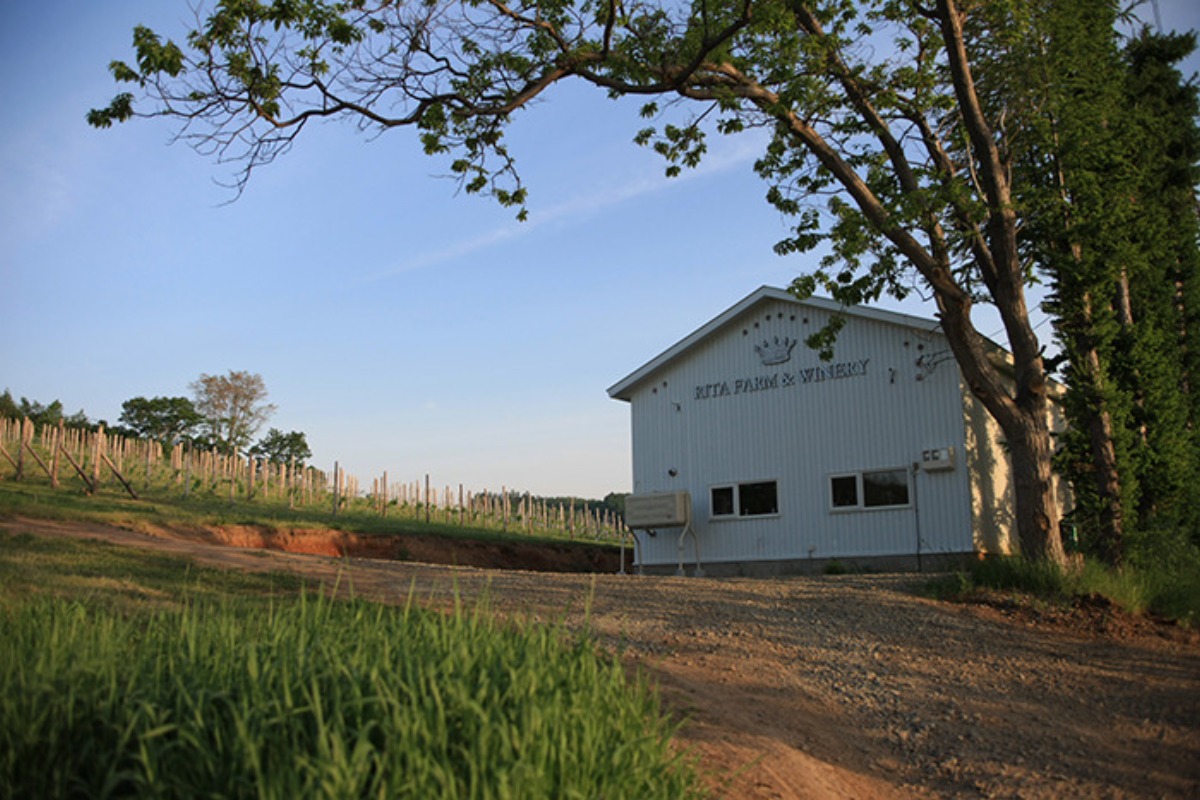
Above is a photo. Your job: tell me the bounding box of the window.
[829,469,910,511]
[711,481,779,518]
[863,469,909,507]
[711,485,735,517]
[739,481,779,516]
[830,475,858,508]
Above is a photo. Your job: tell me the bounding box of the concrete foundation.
[629,551,980,578]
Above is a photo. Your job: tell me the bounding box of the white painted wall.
[617,292,995,571]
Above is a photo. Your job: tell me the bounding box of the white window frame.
[828,468,911,512]
[709,479,780,520]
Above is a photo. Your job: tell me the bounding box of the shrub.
[923,547,1200,628]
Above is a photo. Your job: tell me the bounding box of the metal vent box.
[921,446,956,471]
[625,491,692,528]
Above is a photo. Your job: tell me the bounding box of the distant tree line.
[3,379,628,508]
[0,391,94,431]
[1,370,310,467]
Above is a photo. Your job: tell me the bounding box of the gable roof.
[606,286,948,401]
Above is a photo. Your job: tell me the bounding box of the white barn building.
[607,286,1058,576]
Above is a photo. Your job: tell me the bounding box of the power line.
[984,314,1052,344]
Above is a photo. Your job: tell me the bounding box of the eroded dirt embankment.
[130,520,622,573]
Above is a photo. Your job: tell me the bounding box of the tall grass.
[924,544,1200,627]
[0,534,701,798]
[1,589,701,798]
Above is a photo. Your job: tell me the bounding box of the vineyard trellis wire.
[0,416,630,544]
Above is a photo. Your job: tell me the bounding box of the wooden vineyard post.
[49,419,62,489]
[91,426,105,491]
[332,462,340,517]
[0,418,13,477]
[101,450,139,500]
[458,484,464,526]
[0,418,8,477]
[20,418,32,481]
[15,417,27,481]
[0,439,15,477]
[381,470,389,518]
[18,418,55,482]
[425,474,431,525]
[143,438,153,493]
[56,436,94,494]
[183,449,192,498]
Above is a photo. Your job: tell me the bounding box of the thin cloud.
[0,133,77,244]
[361,133,765,283]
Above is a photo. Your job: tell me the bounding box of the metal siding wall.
[962,386,1016,555]
[627,299,978,568]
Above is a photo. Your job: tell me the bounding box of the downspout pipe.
[619,529,644,575]
[912,461,922,573]
[677,522,704,577]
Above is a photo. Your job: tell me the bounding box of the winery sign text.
[694,358,870,401]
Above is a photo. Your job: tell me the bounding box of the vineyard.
[0,416,630,545]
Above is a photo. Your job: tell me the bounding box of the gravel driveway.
[6,516,1198,799]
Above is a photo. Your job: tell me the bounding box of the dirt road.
[4,516,1197,798]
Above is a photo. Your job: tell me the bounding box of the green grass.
[923,549,1200,627]
[0,531,304,614]
[0,533,702,798]
[0,480,618,552]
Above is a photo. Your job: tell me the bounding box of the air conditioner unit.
[625,491,692,528]
[921,446,956,472]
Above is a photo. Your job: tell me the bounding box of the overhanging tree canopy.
[91,0,1112,563]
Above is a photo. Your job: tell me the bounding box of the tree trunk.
[934,292,1068,567]
[1082,345,1125,565]
[1066,291,1126,565]
[1004,404,1069,564]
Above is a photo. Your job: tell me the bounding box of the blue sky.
[2,1,1197,499]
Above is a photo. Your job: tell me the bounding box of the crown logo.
[754,336,797,366]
